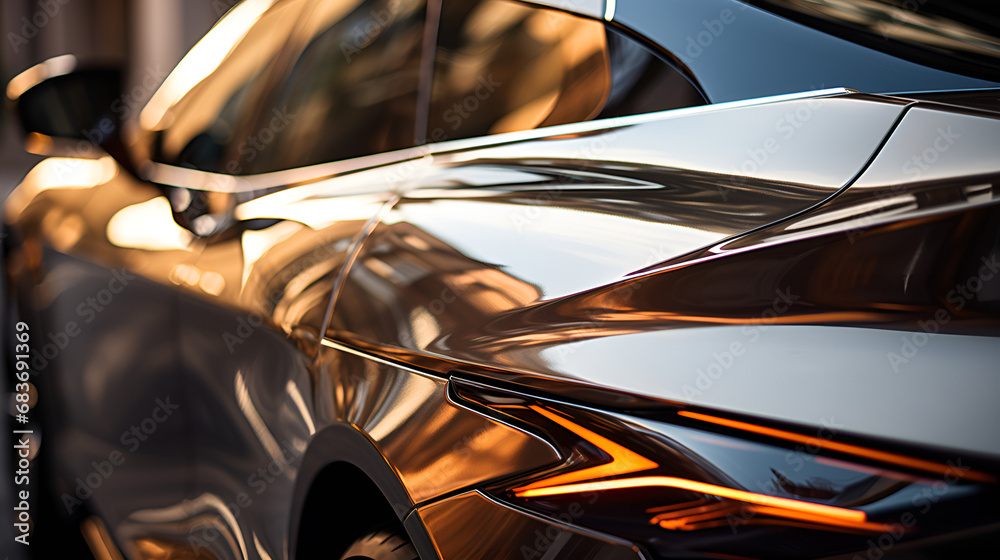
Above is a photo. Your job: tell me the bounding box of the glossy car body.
[4,0,1000,559]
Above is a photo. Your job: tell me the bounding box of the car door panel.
[4,158,201,542]
[327,91,908,356]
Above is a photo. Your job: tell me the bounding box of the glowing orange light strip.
[514,405,658,491]
[746,505,893,532]
[646,498,709,514]
[516,476,867,523]
[655,504,740,530]
[677,411,996,483]
[651,501,737,526]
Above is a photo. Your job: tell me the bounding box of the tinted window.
[601,28,707,118]
[746,0,1000,83]
[427,0,705,143]
[245,0,427,174]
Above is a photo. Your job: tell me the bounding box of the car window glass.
[244,0,427,174]
[151,0,313,173]
[428,0,705,143]
[600,27,706,118]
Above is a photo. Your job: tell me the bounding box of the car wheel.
[339,526,419,560]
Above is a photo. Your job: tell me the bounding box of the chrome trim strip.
[424,87,856,156]
[320,338,441,381]
[145,88,855,193]
[143,144,432,193]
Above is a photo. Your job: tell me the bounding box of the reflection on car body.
[4,0,1000,559]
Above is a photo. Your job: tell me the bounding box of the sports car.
[4,0,1000,558]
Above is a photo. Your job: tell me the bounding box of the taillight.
[451,378,1000,559]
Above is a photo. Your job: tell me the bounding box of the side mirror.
[6,55,138,174]
[7,56,123,143]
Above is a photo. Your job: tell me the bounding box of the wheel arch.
[289,423,440,560]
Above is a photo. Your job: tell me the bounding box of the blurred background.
[1,2,238,558]
[0,0,240,200]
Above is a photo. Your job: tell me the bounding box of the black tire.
[340,526,420,560]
